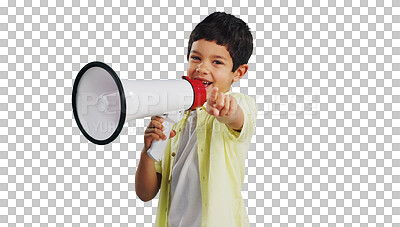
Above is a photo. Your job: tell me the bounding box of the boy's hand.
[144,116,176,152]
[206,87,243,130]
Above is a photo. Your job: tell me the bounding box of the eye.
[213,60,223,65]
[191,56,201,61]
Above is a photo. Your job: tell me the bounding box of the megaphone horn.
[72,61,206,160]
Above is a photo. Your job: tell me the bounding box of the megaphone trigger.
[147,110,184,161]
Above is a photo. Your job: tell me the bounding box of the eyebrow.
[190,50,228,61]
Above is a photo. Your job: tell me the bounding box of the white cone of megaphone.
[72,61,207,161]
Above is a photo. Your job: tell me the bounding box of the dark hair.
[187,12,253,72]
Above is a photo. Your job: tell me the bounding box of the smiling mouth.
[202,81,212,88]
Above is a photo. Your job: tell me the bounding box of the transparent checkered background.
[0,0,399,226]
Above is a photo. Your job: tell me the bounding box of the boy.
[135,12,257,227]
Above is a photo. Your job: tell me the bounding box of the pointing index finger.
[208,87,219,104]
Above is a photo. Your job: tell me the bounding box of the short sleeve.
[225,93,257,142]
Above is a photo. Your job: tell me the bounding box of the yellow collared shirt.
[154,92,257,227]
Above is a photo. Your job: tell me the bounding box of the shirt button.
[172,152,176,157]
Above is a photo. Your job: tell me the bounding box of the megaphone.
[72,61,206,161]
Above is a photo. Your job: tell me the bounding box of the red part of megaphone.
[182,76,207,110]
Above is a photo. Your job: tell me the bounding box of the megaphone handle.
[147,117,173,161]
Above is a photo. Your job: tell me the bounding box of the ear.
[232,64,249,83]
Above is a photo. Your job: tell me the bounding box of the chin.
[205,85,214,93]
[205,87,211,96]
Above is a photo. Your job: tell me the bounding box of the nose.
[195,62,209,74]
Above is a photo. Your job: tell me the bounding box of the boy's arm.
[135,148,162,202]
[206,87,244,131]
[135,116,175,202]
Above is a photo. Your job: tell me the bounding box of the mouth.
[202,81,212,88]
[194,78,213,88]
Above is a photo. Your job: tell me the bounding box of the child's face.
[187,39,244,95]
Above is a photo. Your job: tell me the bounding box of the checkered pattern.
[0,0,399,226]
